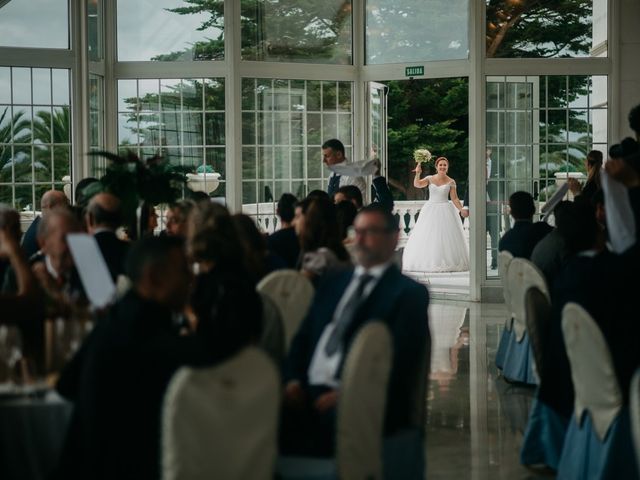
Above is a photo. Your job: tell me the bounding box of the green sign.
[405,66,424,77]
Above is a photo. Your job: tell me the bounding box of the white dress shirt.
[307,262,391,387]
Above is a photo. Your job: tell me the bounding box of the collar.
[578,249,599,258]
[93,227,115,235]
[353,261,392,281]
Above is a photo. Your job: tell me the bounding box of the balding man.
[86,193,129,281]
[22,189,70,260]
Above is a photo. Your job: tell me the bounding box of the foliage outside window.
[0,67,71,211]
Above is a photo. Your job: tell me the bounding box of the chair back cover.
[257,270,314,351]
[337,322,393,480]
[162,348,280,480]
[258,292,285,364]
[507,258,549,341]
[498,250,514,318]
[632,369,640,475]
[525,287,551,379]
[562,303,623,441]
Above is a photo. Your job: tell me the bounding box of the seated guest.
[21,189,69,261]
[371,158,395,212]
[281,205,430,456]
[54,236,207,479]
[607,138,640,238]
[187,203,263,358]
[85,193,129,281]
[267,193,301,269]
[164,199,194,238]
[567,150,603,205]
[296,197,351,282]
[498,191,552,259]
[0,206,40,322]
[333,185,363,210]
[335,200,358,242]
[530,201,571,286]
[231,213,286,283]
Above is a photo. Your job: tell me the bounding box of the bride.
[402,157,470,273]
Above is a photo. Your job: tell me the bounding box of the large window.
[242,78,353,205]
[485,74,607,276]
[117,0,224,61]
[241,1,352,64]
[0,67,71,211]
[486,0,606,58]
[117,78,226,196]
[0,0,69,50]
[366,0,469,64]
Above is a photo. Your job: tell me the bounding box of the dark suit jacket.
[286,264,430,434]
[55,291,211,480]
[370,176,394,212]
[21,215,41,260]
[94,230,130,281]
[498,220,552,259]
[267,227,300,269]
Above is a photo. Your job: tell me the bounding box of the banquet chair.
[161,347,280,480]
[501,258,547,385]
[258,292,286,365]
[257,269,314,352]
[630,369,640,477]
[520,287,568,470]
[495,250,514,370]
[557,303,639,479]
[277,322,393,480]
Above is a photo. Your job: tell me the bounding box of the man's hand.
[283,381,306,408]
[460,209,470,218]
[314,389,338,412]
[567,178,582,195]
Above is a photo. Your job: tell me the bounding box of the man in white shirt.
[282,204,430,456]
[323,138,367,201]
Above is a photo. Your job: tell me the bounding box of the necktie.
[324,273,374,356]
[328,174,341,197]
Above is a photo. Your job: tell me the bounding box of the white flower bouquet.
[413,148,432,164]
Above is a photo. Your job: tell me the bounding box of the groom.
[323,139,367,200]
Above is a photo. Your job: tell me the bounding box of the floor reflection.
[425,302,549,480]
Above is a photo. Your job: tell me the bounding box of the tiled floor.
[425,301,552,479]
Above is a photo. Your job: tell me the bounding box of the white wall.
[617,0,640,140]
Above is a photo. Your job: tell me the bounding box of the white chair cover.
[562,303,623,441]
[337,322,393,480]
[257,270,314,351]
[498,250,514,327]
[162,347,280,480]
[258,292,285,364]
[507,258,549,342]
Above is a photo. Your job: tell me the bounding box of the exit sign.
[405,66,424,77]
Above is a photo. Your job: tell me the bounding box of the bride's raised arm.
[413,163,430,188]
[449,180,465,212]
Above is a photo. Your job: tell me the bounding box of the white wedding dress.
[402,179,470,273]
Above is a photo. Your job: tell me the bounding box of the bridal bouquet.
[413,148,432,164]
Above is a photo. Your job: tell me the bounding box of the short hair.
[126,235,184,284]
[508,191,535,220]
[168,200,195,223]
[357,203,399,232]
[336,185,363,208]
[187,190,211,204]
[306,190,330,201]
[609,137,640,176]
[37,206,79,239]
[321,138,345,156]
[276,193,297,223]
[629,104,640,136]
[87,202,122,230]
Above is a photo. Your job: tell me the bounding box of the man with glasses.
[282,204,430,458]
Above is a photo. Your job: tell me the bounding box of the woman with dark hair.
[295,197,350,281]
[568,150,603,204]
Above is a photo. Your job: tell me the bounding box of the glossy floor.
[425,301,551,480]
